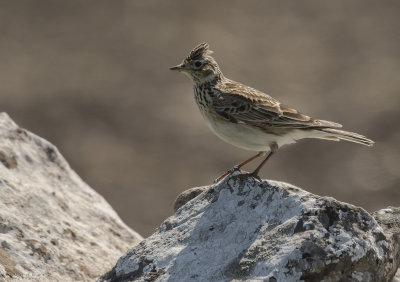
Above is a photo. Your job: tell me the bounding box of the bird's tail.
[319,128,374,146]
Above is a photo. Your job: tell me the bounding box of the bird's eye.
[194,61,202,68]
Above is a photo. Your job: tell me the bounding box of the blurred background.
[1,1,399,237]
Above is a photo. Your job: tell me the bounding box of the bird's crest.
[186,42,213,61]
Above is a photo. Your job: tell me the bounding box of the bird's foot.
[245,171,262,182]
[213,166,246,183]
[213,173,227,184]
[228,165,241,174]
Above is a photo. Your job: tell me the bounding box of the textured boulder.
[0,113,142,281]
[101,173,399,282]
[374,208,400,282]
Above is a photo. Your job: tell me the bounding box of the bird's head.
[170,43,222,83]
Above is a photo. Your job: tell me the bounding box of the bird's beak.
[169,64,186,71]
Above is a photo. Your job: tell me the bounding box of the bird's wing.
[213,80,342,129]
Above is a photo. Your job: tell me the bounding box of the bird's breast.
[194,85,213,110]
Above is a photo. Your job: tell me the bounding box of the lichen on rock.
[101,173,399,282]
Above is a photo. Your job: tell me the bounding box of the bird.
[170,42,374,182]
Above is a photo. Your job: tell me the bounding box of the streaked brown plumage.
[170,43,374,181]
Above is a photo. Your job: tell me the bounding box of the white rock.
[0,113,142,281]
[101,173,398,281]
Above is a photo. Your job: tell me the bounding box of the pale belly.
[200,111,298,152]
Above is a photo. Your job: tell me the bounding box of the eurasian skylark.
[170,43,374,181]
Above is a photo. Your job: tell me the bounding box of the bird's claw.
[227,165,241,174]
[213,173,227,184]
[247,172,262,182]
[213,177,220,184]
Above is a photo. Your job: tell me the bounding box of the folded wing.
[213,80,342,129]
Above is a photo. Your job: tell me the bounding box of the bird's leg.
[229,151,265,173]
[214,152,265,183]
[248,152,274,181]
[248,143,278,181]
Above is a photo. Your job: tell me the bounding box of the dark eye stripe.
[195,61,202,67]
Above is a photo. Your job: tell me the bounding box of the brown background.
[1,1,399,236]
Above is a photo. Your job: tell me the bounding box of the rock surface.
[0,113,142,281]
[101,173,399,282]
[374,208,400,281]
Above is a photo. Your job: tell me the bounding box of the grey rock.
[0,113,142,281]
[374,207,400,281]
[101,173,399,282]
